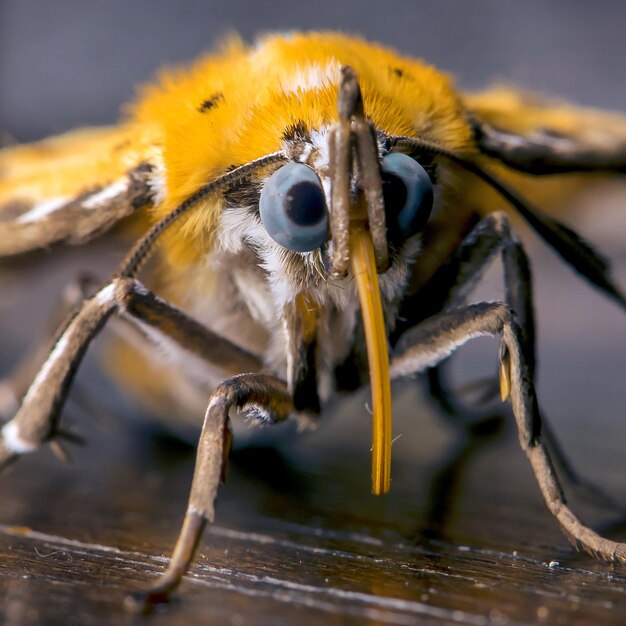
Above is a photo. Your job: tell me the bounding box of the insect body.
[0,32,625,609]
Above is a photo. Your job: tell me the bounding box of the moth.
[0,32,625,610]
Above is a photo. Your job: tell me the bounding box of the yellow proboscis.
[499,346,512,402]
[350,225,392,495]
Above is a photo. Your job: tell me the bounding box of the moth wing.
[464,86,626,175]
[462,86,626,308]
[0,124,162,257]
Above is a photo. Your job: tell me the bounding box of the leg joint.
[212,374,292,425]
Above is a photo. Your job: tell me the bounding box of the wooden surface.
[0,184,625,625]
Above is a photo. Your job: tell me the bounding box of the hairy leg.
[391,302,626,561]
[126,373,293,610]
[397,212,611,504]
[0,277,261,467]
[395,211,534,419]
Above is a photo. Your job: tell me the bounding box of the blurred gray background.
[1,0,626,141]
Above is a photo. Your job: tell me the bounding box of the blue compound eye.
[381,152,433,240]
[259,163,329,252]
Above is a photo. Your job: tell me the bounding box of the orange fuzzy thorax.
[127,32,474,267]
